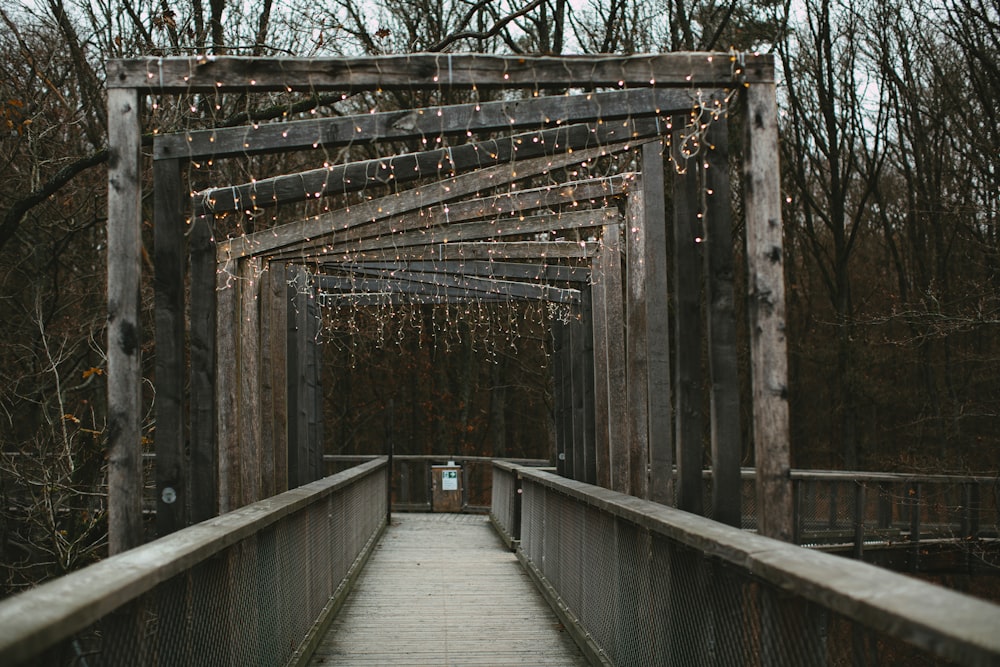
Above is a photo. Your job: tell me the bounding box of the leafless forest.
[1,0,998,592]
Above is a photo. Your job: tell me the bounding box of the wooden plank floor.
[310,513,588,666]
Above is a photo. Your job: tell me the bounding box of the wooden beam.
[341,261,591,283]
[703,115,742,528]
[106,87,143,555]
[108,53,774,93]
[217,144,619,260]
[274,175,631,260]
[325,241,598,263]
[318,292,508,307]
[189,216,218,522]
[672,119,704,516]
[625,183,650,499]
[640,141,673,506]
[552,320,568,477]
[258,262,288,496]
[579,287,598,485]
[316,271,581,304]
[196,119,654,215]
[602,224,628,494]
[216,258,240,513]
[590,253,611,489]
[329,208,617,256]
[155,88,707,160]
[743,83,792,541]
[238,257,263,506]
[153,158,188,534]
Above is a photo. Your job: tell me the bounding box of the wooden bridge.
[3,53,1000,665]
[2,459,999,666]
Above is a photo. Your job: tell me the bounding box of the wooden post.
[260,261,289,494]
[106,87,143,554]
[189,215,218,522]
[570,306,587,482]
[672,118,705,516]
[580,288,598,486]
[703,116,742,527]
[239,257,263,502]
[625,183,651,499]
[600,223,628,494]
[641,141,674,506]
[590,257,611,489]
[551,320,567,477]
[306,284,324,481]
[743,83,793,541]
[153,158,187,534]
[216,258,240,512]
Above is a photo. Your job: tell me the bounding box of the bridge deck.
[310,513,588,666]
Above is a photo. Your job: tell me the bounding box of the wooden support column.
[743,83,793,541]
[189,216,217,522]
[704,116,743,527]
[239,257,263,501]
[551,319,567,477]
[106,87,143,554]
[153,158,187,534]
[600,223,628,494]
[641,141,674,506]
[580,288,598,485]
[287,265,321,487]
[569,305,587,482]
[625,182,651,499]
[259,261,289,495]
[216,259,240,513]
[591,258,611,488]
[672,118,705,516]
[306,284,324,481]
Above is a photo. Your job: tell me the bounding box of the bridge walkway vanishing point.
[311,513,587,666]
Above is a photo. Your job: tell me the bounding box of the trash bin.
[431,462,462,512]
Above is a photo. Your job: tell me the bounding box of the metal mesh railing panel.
[490,464,518,538]
[14,462,387,667]
[515,469,986,667]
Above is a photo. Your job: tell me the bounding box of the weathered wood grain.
[106,87,144,554]
[316,270,581,304]
[153,158,187,534]
[743,83,792,541]
[196,119,654,215]
[109,53,773,92]
[156,88,705,161]
[640,141,673,506]
[189,215,217,521]
[322,241,598,263]
[625,183,650,499]
[238,257,262,506]
[703,115,742,528]
[342,260,591,283]
[671,119,704,516]
[309,514,588,666]
[217,144,620,261]
[216,258,240,514]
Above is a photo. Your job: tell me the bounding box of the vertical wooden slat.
[306,285,324,481]
[551,320,567,477]
[590,255,611,489]
[743,83,793,541]
[189,215,218,522]
[239,257,262,502]
[672,118,705,516]
[153,158,187,534]
[570,307,586,482]
[704,115,742,527]
[602,222,629,494]
[580,288,597,486]
[106,87,143,554]
[641,141,674,506]
[625,183,650,499]
[216,258,240,512]
[258,264,277,498]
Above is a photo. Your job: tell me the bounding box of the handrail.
[499,463,1000,666]
[0,458,388,665]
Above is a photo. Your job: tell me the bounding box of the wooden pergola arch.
[106,54,790,554]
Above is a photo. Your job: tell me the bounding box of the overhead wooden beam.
[156,88,708,161]
[339,261,591,283]
[317,269,581,304]
[217,145,616,260]
[318,291,508,306]
[276,175,631,260]
[325,241,597,263]
[327,209,616,256]
[109,53,773,93]
[195,119,655,215]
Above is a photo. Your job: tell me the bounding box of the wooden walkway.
[310,513,588,666]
